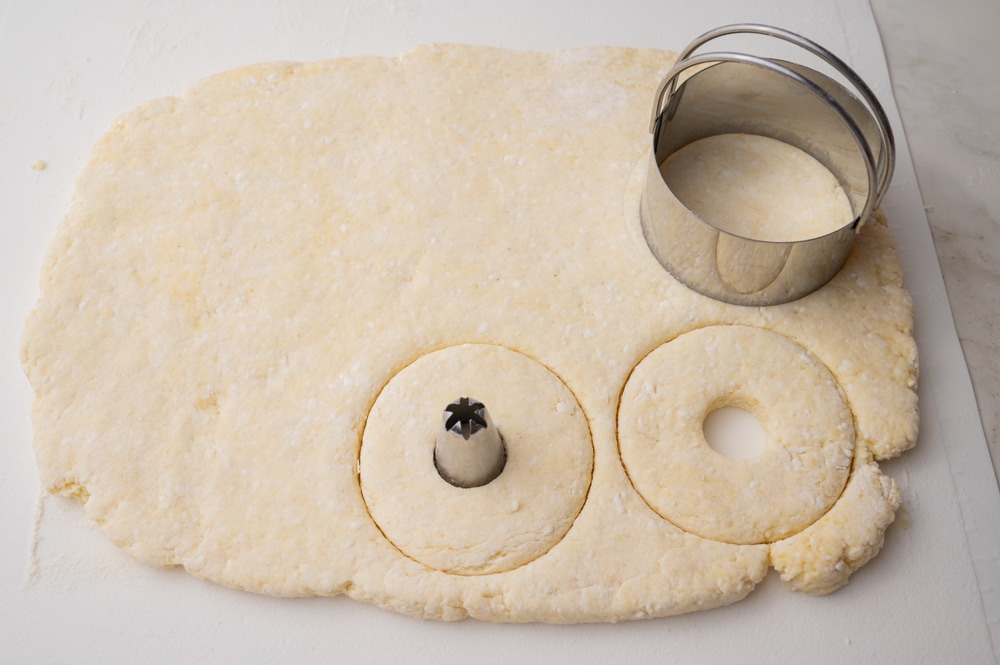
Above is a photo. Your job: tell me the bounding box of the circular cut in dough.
[618,325,854,545]
[360,344,593,575]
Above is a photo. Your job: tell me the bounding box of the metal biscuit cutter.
[641,24,895,306]
[434,397,507,488]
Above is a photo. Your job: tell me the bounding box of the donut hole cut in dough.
[617,325,854,545]
[359,344,593,576]
[702,405,768,460]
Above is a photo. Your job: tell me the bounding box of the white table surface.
[2,0,998,663]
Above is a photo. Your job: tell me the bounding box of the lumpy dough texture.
[21,44,918,621]
[618,325,854,545]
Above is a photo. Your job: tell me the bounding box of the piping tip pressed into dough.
[434,397,507,488]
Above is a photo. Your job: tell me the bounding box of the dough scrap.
[21,44,918,621]
[770,447,901,594]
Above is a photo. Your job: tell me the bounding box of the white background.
[2,0,998,662]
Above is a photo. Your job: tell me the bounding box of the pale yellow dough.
[661,133,853,241]
[361,344,593,575]
[21,44,917,622]
[619,325,854,545]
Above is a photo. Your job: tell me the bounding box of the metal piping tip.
[434,397,507,488]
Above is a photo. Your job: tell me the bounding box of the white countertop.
[2,0,998,662]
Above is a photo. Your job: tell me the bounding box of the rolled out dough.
[21,44,917,622]
[660,133,854,241]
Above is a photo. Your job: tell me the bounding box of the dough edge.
[20,43,917,622]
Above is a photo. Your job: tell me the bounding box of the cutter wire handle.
[649,23,895,209]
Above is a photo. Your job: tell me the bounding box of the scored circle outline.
[617,325,855,545]
[359,343,594,575]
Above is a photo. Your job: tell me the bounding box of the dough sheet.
[21,44,917,622]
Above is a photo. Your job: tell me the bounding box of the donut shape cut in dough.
[360,344,593,575]
[618,325,854,545]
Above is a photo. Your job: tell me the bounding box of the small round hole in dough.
[703,405,767,460]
